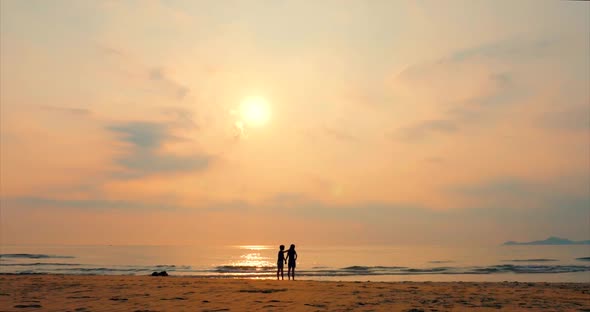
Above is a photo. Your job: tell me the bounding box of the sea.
[1,244,589,282]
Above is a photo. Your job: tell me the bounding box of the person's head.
[289,244,295,250]
[279,245,285,251]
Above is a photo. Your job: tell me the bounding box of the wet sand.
[1,274,589,311]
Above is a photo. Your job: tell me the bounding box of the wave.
[503,259,558,262]
[342,266,407,271]
[1,263,589,277]
[154,265,192,270]
[0,263,81,267]
[575,257,590,262]
[0,254,74,259]
[429,260,454,264]
[472,265,590,274]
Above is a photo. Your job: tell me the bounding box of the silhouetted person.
[285,244,297,280]
[277,245,287,280]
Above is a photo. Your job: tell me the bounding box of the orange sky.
[1,0,589,246]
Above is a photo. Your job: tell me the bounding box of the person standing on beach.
[285,244,297,280]
[277,245,286,280]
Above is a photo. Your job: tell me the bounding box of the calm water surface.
[1,244,589,282]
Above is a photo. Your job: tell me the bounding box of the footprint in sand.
[239,288,287,294]
[14,304,42,309]
[109,297,128,301]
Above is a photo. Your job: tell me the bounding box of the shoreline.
[1,274,589,311]
[1,271,590,282]
[2,271,590,284]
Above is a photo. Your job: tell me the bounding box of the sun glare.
[240,96,270,127]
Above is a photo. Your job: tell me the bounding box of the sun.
[240,96,270,127]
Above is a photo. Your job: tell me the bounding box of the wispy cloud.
[537,105,590,131]
[399,37,556,81]
[395,72,519,141]
[3,196,178,211]
[148,67,190,100]
[452,177,535,198]
[450,175,590,208]
[97,44,191,101]
[41,106,92,115]
[424,156,445,164]
[397,119,458,141]
[394,38,529,143]
[162,107,200,130]
[108,121,212,178]
[449,38,554,63]
[322,126,358,142]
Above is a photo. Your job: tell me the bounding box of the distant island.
[503,236,590,246]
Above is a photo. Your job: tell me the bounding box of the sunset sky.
[1,0,589,246]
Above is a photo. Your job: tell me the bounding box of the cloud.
[264,189,590,243]
[41,106,92,115]
[109,122,168,149]
[147,68,190,101]
[401,38,556,80]
[4,183,588,245]
[97,45,191,101]
[537,105,590,131]
[107,121,212,178]
[448,38,554,63]
[395,69,522,142]
[452,177,534,198]
[322,126,358,142]
[163,107,199,130]
[397,119,458,141]
[148,67,190,100]
[424,157,445,164]
[450,175,590,210]
[3,196,178,211]
[97,45,125,57]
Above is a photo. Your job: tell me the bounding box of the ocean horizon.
[2,244,589,282]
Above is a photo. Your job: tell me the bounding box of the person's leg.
[281,268,284,280]
[292,267,295,280]
[287,266,291,280]
[277,267,279,280]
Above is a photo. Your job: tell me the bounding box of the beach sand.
[0,275,589,311]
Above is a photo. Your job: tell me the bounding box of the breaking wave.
[0,254,75,259]
[2,260,589,277]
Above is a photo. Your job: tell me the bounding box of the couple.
[277,244,297,280]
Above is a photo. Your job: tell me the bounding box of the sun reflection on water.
[228,252,273,269]
[236,245,272,251]
[219,246,275,270]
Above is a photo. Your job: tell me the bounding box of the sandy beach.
[0,275,588,311]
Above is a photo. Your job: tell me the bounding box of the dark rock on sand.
[151,271,169,276]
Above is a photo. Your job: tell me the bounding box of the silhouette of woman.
[285,244,297,280]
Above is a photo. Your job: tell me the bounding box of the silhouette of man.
[277,245,286,280]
